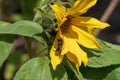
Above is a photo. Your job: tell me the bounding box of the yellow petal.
[71,17,110,29]
[61,40,68,55]
[65,25,101,48]
[50,4,67,26]
[63,36,88,69]
[68,0,97,15]
[50,34,64,70]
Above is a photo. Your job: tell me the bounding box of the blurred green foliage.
[20,0,38,20]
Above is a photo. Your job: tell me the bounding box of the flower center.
[60,16,71,34]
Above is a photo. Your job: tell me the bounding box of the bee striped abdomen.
[55,39,63,55]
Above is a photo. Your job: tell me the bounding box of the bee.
[55,39,63,55]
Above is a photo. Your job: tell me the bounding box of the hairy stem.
[25,37,33,58]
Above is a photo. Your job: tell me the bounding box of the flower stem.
[25,37,33,58]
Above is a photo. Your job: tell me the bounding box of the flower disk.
[50,0,110,70]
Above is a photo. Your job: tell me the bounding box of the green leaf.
[82,39,120,68]
[0,20,45,43]
[80,65,119,80]
[104,41,120,51]
[87,48,120,68]
[97,39,109,48]
[0,34,14,67]
[0,20,43,37]
[97,39,120,50]
[0,21,10,26]
[13,57,68,80]
[103,66,120,80]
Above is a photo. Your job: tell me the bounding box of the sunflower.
[50,0,110,70]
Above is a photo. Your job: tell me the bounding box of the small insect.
[55,39,63,55]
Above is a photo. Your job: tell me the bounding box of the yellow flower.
[50,0,110,70]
